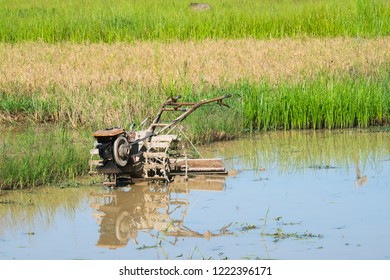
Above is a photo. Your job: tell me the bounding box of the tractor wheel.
[113,136,130,167]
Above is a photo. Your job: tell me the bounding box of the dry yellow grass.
[1,37,389,93]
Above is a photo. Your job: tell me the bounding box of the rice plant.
[0,0,388,42]
[1,72,389,133]
[0,125,89,189]
[239,75,390,131]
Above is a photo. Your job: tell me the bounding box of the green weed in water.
[0,125,89,189]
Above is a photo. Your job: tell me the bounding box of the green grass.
[0,125,90,189]
[239,75,390,131]
[1,73,389,134]
[0,92,59,123]
[0,0,389,42]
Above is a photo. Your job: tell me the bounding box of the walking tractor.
[89,95,231,187]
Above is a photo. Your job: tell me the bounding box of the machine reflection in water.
[90,175,232,249]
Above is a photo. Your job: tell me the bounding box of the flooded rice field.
[1,129,389,260]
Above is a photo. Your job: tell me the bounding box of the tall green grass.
[1,74,389,133]
[240,75,390,131]
[0,0,389,42]
[0,125,89,189]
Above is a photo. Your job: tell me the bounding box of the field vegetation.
[1,38,389,130]
[0,0,389,189]
[0,0,389,42]
[0,126,89,189]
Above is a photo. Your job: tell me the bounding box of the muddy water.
[0,130,389,260]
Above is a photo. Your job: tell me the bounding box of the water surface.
[1,130,389,259]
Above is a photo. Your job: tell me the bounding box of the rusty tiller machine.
[89,95,230,186]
